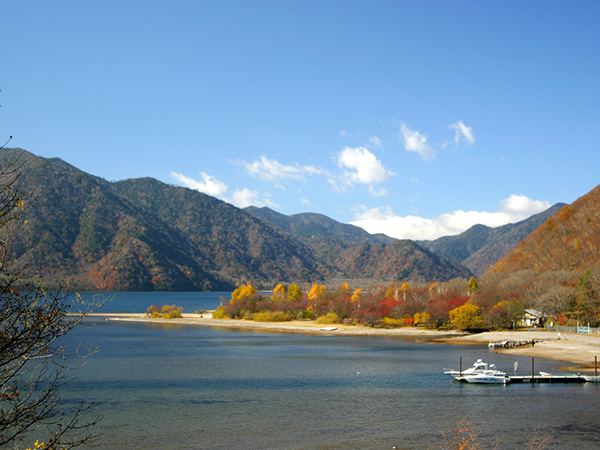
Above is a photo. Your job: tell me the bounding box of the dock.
[509,375,585,383]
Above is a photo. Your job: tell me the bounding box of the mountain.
[244,206,394,244]
[0,148,471,290]
[244,206,471,282]
[1,148,326,290]
[487,185,600,277]
[475,184,600,322]
[419,203,566,275]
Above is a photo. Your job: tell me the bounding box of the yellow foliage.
[253,310,292,322]
[212,306,228,319]
[382,317,404,327]
[146,305,183,319]
[287,284,302,302]
[308,284,320,301]
[449,303,484,331]
[315,312,342,324]
[231,282,256,304]
[338,282,351,295]
[271,284,286,302]
[351,288,363,302]
[414,311,431,325]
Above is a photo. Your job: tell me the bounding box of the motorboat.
[462,372,511,384]
[444,359,506,377]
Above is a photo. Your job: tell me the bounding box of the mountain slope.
[244,206,471,282]
[244,206,394,244]
[474,184,600,323]
[0,148,473,290]
[419,203,565,275]
[1,148,326,290]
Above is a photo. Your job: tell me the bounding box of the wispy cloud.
[351,195,551,240]
[368,136,383,148]
[171,171,276,209]
[400,123,436,160]
[239,156,327,182]
[449,120,475,146]
[331,147,395,195]
[229,188,278,209]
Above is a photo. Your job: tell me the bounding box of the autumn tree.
[0,155,103,448]
[271,284,286,302]
[449,303,484,331]
[287,284,302,302]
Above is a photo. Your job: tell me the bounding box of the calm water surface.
[60,292,600,449]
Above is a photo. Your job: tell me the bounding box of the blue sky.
[2,1,599,240]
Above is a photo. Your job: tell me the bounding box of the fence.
[545,323,600,335]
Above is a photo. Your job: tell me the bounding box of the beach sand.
[96,313,600,371]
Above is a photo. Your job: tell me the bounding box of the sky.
[2,1,600,240]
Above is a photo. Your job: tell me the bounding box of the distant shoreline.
[92,312,600,370]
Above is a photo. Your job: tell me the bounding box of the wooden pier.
[451,356,600,384]
[508,375,585,383]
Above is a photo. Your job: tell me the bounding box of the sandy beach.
[97,313,600,371]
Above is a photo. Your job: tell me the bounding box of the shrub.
[382,317,404,327]
[146,304,183,319]
[253,310,292,322]
[212,306,228,319]
[315,312,342,324]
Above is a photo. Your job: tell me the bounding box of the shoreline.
[92,312,600,371]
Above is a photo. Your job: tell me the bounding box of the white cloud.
[449,120,475,146]
[333,147,394,194]
[501,194,550,215]
[240,156,326,182]
[351,195,551,240]
[228,188,278,209]
[368,136,383,148]
[400,123,436,159]
[170,171,278,209]
[170,171,228,197]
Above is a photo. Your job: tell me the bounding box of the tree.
[271,284,286,302]
[287,284,302,302]
[449,302,484,331]
[0,156,102,448]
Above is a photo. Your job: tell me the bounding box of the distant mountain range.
[0,148,472,290]
[418,203,566,275]
[0,148,572,291]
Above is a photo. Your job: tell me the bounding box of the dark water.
[81,291,229,313]
[60,293,600,449]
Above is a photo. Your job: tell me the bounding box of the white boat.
[582,375,600,382]
[462,372,510,384]
[444,359,506,377]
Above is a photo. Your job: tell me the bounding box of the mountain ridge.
[0,148,472,290]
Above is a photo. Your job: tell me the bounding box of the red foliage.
[427,294,470,325]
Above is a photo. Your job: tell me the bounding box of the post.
[459,356,462,377]
[531,357,534,378]
[595,356,597,377]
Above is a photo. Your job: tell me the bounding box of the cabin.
[520,309,545,327]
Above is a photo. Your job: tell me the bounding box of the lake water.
[58,292,600,449]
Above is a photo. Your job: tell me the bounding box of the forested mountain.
[0,148,471,290]
[419,203,565,275]
[244,207,394,244]
[473,184,600,325]
[245,206,470,283]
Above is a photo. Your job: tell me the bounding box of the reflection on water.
[60,293,600,449]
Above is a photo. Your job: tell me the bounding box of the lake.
[57,292,600,449]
